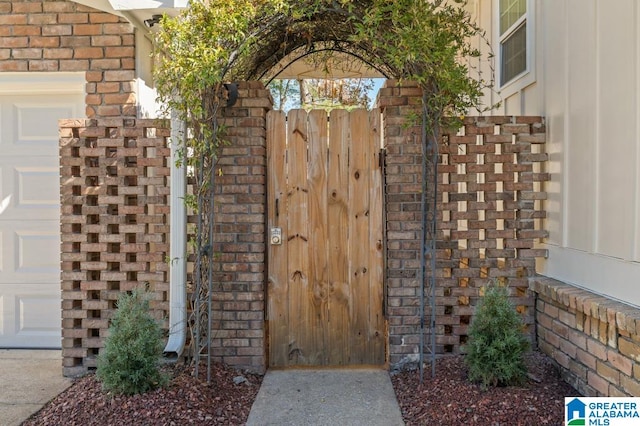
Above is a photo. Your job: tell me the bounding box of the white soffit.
[70,0,124,16]
[70,0,185,21]
[108,0,188,10]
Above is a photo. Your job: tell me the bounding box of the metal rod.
[207,173,214,384]
[206,123,218,384]
[194,149,205,379]
[418,97,428,383]
[429,129,439,379]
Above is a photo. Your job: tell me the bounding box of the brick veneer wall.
[532,277,640,396]
[59,118,170,377]
[378,81,548,367]
[0,0,137,118]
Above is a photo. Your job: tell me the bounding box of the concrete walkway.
[0,350,72,426]
[246,369,405,426]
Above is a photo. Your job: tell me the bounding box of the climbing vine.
[152,0,495,379]
[154,0,493,142]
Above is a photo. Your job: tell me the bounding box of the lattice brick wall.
[437,116,548,354]
[60,118,170,377]
[379,80,549,365]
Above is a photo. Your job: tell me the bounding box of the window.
[498,0,529,87]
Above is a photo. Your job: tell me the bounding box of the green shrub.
[465,284,529,389]
[96,288,168,395]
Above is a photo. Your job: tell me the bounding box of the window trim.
[494,0,536,98]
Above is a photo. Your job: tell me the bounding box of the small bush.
[465,284,529,389]
[96,288,168,395]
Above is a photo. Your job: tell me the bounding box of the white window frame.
[493,0,536,99]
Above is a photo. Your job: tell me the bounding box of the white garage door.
[0,73,84,348]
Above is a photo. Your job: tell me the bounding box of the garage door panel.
[0,221,60,284]
[0,78,83,349]
[17,229,59,274]
[0,285,60,348]
[18,294,60,333]
[16,167,59,208]
[0,157,60,221]
[1,95,80,157]
[0,294,4,336]
[16,103,73,143]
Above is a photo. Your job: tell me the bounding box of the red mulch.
[22,363,262,426]
[392,351,579,425]
[24,351,578,425]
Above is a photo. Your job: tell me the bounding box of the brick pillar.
[210,81,272,373]
[59,118,170,377]
[378,81,425,368]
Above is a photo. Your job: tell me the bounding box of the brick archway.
[59,80,548,375]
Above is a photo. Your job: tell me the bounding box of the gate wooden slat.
[348,108,370,364]
[307,109,329,364]
[266,110,288,367]
[327,109,350,365]
[368,109,385,364]
[268,107,385,367]
[286,109,315,365]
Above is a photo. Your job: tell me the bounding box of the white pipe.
[163,111,187,359]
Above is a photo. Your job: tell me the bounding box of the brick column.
[378,81,425,368]
[210,81,272,373]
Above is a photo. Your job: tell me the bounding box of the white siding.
[477,0,640,307]
[596,1,636,259]
[541,0,565,247]
[565,0,597,252]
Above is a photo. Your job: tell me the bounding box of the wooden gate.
[267,108,385,367]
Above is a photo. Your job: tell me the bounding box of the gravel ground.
[24,351,578,425]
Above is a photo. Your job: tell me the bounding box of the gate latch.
[270,227,282,245]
